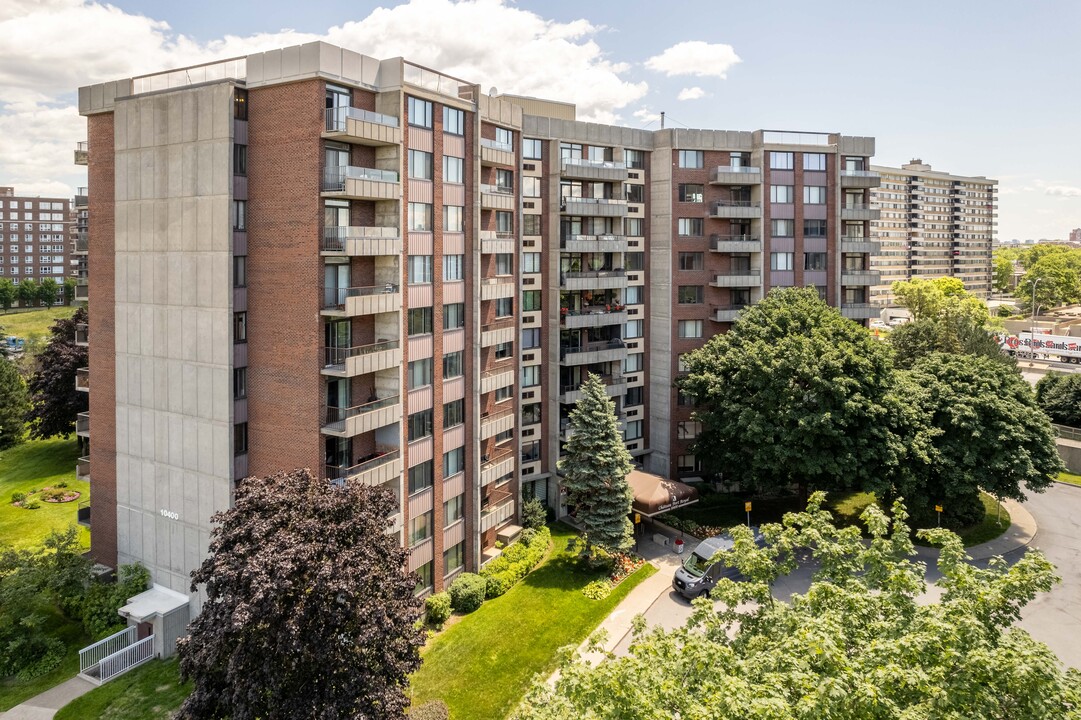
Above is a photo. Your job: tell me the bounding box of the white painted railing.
[79,627,134,675]
[99,636,155,683]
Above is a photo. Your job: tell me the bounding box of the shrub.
[409,700,450,720]
[11,491,26,503]
[480,526,551,598]
[56,481,68,488]
[582,580,612,601]
[484,572,515,598]
[521,497,547,530]
[425,591,451,627]
[81,563,151,638]
[42,488,66,501]
[449,573,486,613]
[24,500,41,509]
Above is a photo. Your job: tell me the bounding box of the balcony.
[77,500,90,528]
[481,448,516,487]
[709,234,762,253]
[561,233,628,254]
[710,268,761,288]
[321,285,401,317]
[709,165,761,184]
[322,340,401,377]
[480,138,516,167]
[481,366,515,394]
[74,187,88,209]
[480,184,516,211]
[76,412,89,439]
[75,280,88,302]
[841,204,880,221]
[75,367,89,393]
[74,141,88,165]
[480,230,515,254]
[74,231,88,254]
[840,237,882,254]
[559,374,627,404]
[324,107,401,146]
[840,170,882,188]
[560,196,627,218]
[561,269,627,291]
[560,158,628,183]
[481,318,515,348]
[322,166,400,201]
[709,200,761,219]
[712,305,748,322]
[841,303,882,320]
[480,494,516,533]
[76,456,90,482]
[75,323,88,347]
[321,396,401,438]
[326,448,401,488]
[481,278,515,301]
[480,408,515,440]
[321,226,401,256]
[561,306,627,329]
[841,270,882,286]
[560,338,627,366]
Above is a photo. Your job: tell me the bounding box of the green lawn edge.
[0,306,77,342]
[0,437,89,550]
[1058,472,1081,488]
[410,523,656,720]
[54,658,191,720]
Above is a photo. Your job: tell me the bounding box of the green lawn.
[914,492,1011,548]
[0,306,76,343]
[54,659,191,720]
[0,604,91,712]
[410,524,656,720]
[1059,471,1081,487]
[0,437,89,550]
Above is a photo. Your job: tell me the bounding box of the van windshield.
[682,552,710,578]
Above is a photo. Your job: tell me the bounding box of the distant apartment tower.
[870,160,997,304]
[0,186,74,304]
[1069,228,1081,245]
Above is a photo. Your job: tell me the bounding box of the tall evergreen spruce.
[558,372,634,556]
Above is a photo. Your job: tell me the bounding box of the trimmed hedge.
[425,591,451,627]
[448,573,486,613]
[480,526,550,599]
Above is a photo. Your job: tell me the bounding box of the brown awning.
[626,469,700,517]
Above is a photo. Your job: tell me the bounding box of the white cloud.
[1044,185,1081,198]
[677,86,706,101]
[632,108,660,125]
[645,41,740,79]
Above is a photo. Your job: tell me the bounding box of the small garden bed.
[11,485,80,509]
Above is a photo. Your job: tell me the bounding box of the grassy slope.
[0,437,89,550]
[0,306,76,342]
[54,659,192,720]
[410,524,656,720]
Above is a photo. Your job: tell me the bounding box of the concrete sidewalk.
[0,676,94,720]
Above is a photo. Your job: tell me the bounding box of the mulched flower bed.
[11,486,81,507]
[609,552,645,585]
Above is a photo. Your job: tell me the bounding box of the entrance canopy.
[627,469,699,518]
[118,584,189,623]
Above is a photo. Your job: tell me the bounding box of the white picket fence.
[78,626,156,684]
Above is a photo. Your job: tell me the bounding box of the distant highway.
[1018,358,1081,386]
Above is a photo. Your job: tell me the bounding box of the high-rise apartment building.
[76,42,878,634]
[869,160,997,304]
[0,186,74,302]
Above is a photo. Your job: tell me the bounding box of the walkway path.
[0,677,94,720]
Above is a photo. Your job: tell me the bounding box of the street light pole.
[1031,276,1043,358]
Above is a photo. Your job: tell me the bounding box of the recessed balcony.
[321,285,401,317]
[76,455,90,482]
[841,303,882,320]
[841,271,882,286]
[561,270,627,291]
[560,196,627,218]
[480,184,515,211]
[481,278,515,301]
[481,366,515,394]
[74,231,88,255]
[480,408,515,440]
[321,340,401,377]
[74,141,88,166]
[480,494,516,533]
[561,306,627,329]
[710,269,762,288]
[326,448,401,488]
[709,200,761,219]
[560,338,627,366]
[322,166,400,201]
[709,234,761,253]
[324,107,401,146]
[321,396,401,438]
[75,323,88,347]
[75,278,88,302]
[709,165,761,184]
[481,448,516,487]
[560,158,628,182]
[561,234,628,254]
[480,230,515,254]
[480,138,516,167]
[559,374,627,404]
[481,318,515,348]
[840,237,882,254]
[74,187,88,209]
[841,204,880,221]
[711,305,748,322]
[839,170,882,188]
[321,226,401,257]
[76,412,89,438]
[75,367,89,393]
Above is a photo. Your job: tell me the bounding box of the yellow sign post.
[745,501,752,527]
[935,505,943,526]
[634,513,641,524]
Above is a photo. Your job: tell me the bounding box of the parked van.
[671,529,762,600]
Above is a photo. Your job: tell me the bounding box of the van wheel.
[701,589,711,599]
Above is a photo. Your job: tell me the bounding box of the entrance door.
[137,621,153,640]
[324,264,349,308]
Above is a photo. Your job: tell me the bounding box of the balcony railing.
[322,284,399,310]
[324,396,400,432]
[560,338,625,358]
[322,166,399,191]
[325,106,399,132]
[76,411,89,436]
[321,225,399,252]
[75,323,88,346]
[75,367,89,391]
[480,183,514,195]
[76,456,90,480]
[561,157,627,171]
[712,200,759,209]
[561,195,626,207]
[841,169,879,178]
[843,203,875,211]
[560,373,625,394]
[480,138,514,153]
[563,269,625,280]
[323,339,399,369]
[325,448,400,483]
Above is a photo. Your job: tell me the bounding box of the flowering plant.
[609,552,645,584]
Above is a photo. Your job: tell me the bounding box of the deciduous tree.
[1016,251,1081,312]
[37,278,59,307]
[176,468,424,720]
[1036,371,1081,429]
[26,307,88,439]
[62,278,77,306]
[0,279,14,312]
[0,357,28,449]
[17,279,38,309]
[993,253,1016,293]
[557,372,634,557]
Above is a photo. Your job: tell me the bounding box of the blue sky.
[1,0,1078,240]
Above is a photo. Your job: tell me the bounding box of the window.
[233,368,247,400]
[624,353,643,373]
[496,168,514,193]
[443,351,463,378]
[804,219,827,237]
[405,254,433,284]
[770,185,794,203]
[443,155,464,183]
[414,562,432,595]
[677,455,700,473]
[408,410,433,441]
[625,252,644,271]
[625,385,643,406]
[443,205,464,232]
[496,127,513,146]
[233,89,248,120]
[495,297,513,318]
[495,385,513,402]
[621,286,640,305]
[233,256,246,287]
[677,150,703,169]
[444,542,464,574]
[522,402,542,425]
[443,106,465,135]
[407,97,433,128]
[233,144,247,175]
[626,184,644,203]
[677,218,704,237]
[522,176,541,198]
[678,285,704,304]
[496,211,513,234]
[523,290,541,311]
[625,218,643,236]
[625,319,643,338]
[407,307,433,335]
[625,149,644,169]
[560,142,583,160]
[679,184,704,203]
[845,156,866,172]
[496,253,513,275]
[769,152,794,170]
[624,420,643,441]
[443,400,465,429]
[444,495,464,524]
[232,200,246,231]
[523,215,541,236]
[522,328,541,349]
[494,341,513,359]
[677,421,702,439]
[408,150,433,180]
[678,252,703,271]
[521,440,541,462]
[804,252,828,271]
[803,153,827,171]
[408,510,432,545]
[803,186,827,204]
[522,253,541,273]
[523,138,543,159]
[407,358,433,389]
[233,312,247,343]
[408,202,433,231]
[770,252,795,271]
[771,219,795,237]
[234,422,248,455]
[522,365,540,387]
[443,255,464,281]
[677,320,703,338]
[443,302,465,330]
